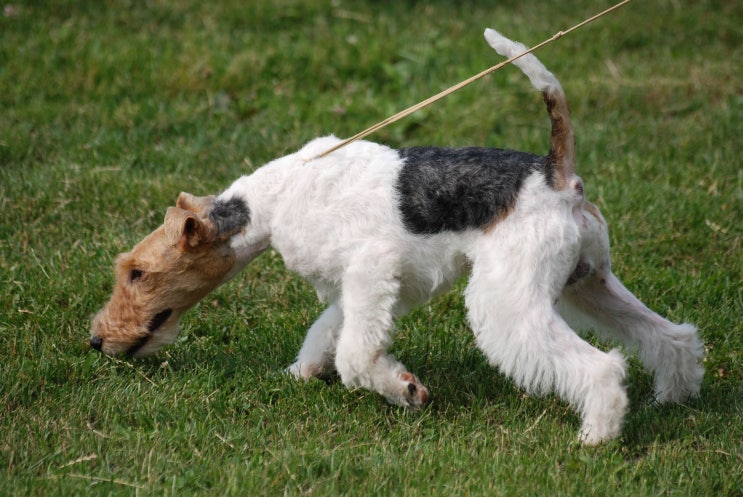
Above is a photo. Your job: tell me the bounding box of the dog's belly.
[395,231,475,309]
[279,228,473,314]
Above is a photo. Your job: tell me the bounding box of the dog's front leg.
[333,255,429,408]
[287,302,343,380]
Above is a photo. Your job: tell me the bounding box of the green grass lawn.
[1,0,741,495]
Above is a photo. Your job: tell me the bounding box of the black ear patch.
[209,197,250,237]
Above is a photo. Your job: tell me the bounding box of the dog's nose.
[89,336,103,351]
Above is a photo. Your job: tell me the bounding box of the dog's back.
[395,146,549,234]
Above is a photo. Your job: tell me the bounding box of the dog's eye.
[130,269,144,283]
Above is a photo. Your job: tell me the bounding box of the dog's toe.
[399,372,430,408]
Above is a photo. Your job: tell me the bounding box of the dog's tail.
[484,29,575,190]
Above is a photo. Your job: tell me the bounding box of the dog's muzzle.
[89,335,103,351]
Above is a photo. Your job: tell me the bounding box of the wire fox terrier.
[90,30,704,444]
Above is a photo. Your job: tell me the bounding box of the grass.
[1,0,741,495]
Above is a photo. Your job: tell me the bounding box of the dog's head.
[90,192,248,357]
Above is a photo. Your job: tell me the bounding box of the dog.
[89,29,704,444]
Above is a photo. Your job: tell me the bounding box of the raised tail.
[484,28,575,190]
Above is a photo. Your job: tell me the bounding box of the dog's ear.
[164,207,216,250]
[176,192,215,215]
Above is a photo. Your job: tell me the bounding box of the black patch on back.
[396,147,551,235]
[209,197,250,236]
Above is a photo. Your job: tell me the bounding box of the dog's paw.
[578,421,621,446]
[653,323,705,404]
[286,361,330,380]
[579,399,625,445]
[398,372,430,408]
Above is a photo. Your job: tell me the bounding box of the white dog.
[90,29,704,444]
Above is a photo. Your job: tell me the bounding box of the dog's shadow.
[126,305,727,450]
[619,378,736,450]
[393,317,727,449]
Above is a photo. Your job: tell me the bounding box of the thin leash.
[308,0,633,162]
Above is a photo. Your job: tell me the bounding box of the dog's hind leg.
[560,271,704,404]
[464,232,628,444]
[287,302,343,379]
[333,249,429,408]
[559,201,704,403]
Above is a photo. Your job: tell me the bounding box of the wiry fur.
[90,29,704,444]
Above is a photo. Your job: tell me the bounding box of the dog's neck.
[217,154,303,281]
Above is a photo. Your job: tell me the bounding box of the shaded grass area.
[1,0,741,495]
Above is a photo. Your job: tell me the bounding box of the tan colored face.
[90,193,242,357]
